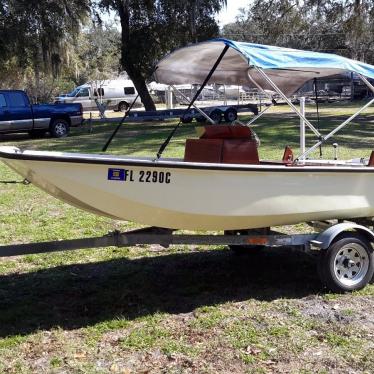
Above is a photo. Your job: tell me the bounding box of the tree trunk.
[126,68,156,111]
[118,0,156,111]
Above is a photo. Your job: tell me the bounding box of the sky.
[216,0,250,26]
[102,0,250,29]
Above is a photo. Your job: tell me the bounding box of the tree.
[221,0,374,64]
[73,21,122,84]
[96,0,227,111]
[0,0,90,99]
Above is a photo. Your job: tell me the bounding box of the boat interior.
[183,124,374,167]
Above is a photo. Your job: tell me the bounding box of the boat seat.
[184,138,223,163]
[222,139,259,164]
[184,125,259,164]
[200,125,253,139]
[368,151,374,166]
[282,145,294,163]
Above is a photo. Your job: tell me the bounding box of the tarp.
[154,38,374,96]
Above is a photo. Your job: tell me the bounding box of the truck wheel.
[50,119,70,138]
[318,234,374,292]
[224,107,238,122]
[118,101,129,112]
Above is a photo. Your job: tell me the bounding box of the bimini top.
[154,38,374,96]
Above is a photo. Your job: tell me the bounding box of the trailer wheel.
[195,115,207,123]
[209,109,222,124]
[50,119,70,138]
[180,114,193,123]
[318,234,374,292]
[225,229,265,255]
[118,101,129,112]
[224,107,238,122]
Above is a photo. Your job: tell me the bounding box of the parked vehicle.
[0,90,83,138]
[55,79,141,112]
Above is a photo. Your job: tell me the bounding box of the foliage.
[0,0,91,100]
[222,0,374,63]
[95,0,227,110]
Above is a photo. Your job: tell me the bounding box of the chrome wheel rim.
[333,243,369,287]
[55,122,67,136]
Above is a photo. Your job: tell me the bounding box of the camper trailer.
[55,79,141,112]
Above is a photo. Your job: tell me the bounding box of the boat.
[1,38,374,231]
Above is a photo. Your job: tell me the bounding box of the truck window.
[0,94,6,107]
[77,88,89,97]
[8,92,27,107]
[124,87,135,95]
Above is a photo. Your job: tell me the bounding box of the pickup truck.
[0,90,83,138]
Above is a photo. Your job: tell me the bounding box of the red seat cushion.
[200,125,252,139]
[184,139,223,163]
[222,139,259,164]
[368,151,374,166]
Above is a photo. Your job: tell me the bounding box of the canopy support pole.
[244,70,277,127]
[244,103,274,127]
[156,45,229,159]
[359,74,374,95]
[295,74,374,161]
[171,85,215,124]
[254,66,322,138]
[296,96,374,161]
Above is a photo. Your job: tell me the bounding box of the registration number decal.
[108,168,171,184]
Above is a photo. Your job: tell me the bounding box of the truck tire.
[50,119,70,138]
[118,101,129,112]
[224,107,238,122]
[317,233,374,292]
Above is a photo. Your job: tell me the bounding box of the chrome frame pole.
[358,74,374,94]
[171,85,215,124]
[296,97,374,160]
[296,74,374,160]
[254,66,322,138]
[245,103,274,126]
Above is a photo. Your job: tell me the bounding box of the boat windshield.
[66,88,80,97]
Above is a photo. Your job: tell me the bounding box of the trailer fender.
[313,223,374,250]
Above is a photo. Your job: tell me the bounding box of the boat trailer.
[1,221,373,293]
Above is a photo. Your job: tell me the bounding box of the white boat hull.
[1,147,374,230]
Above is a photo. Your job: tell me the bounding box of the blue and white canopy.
[155,38,374,96]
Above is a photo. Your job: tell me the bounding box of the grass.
[0,101,373,373]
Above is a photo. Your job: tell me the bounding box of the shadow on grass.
[0,247,320,338]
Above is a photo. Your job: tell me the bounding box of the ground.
[0,102,373,373]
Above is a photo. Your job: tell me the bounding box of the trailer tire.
[50,119,70,138]
[195,115,207,123]
[224,107,238,122]
[209,109,222,124]
[118,101,129,112]
[317,233,374,292]
[180,114,193,123]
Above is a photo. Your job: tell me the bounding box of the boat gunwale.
[1,148,374,173]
